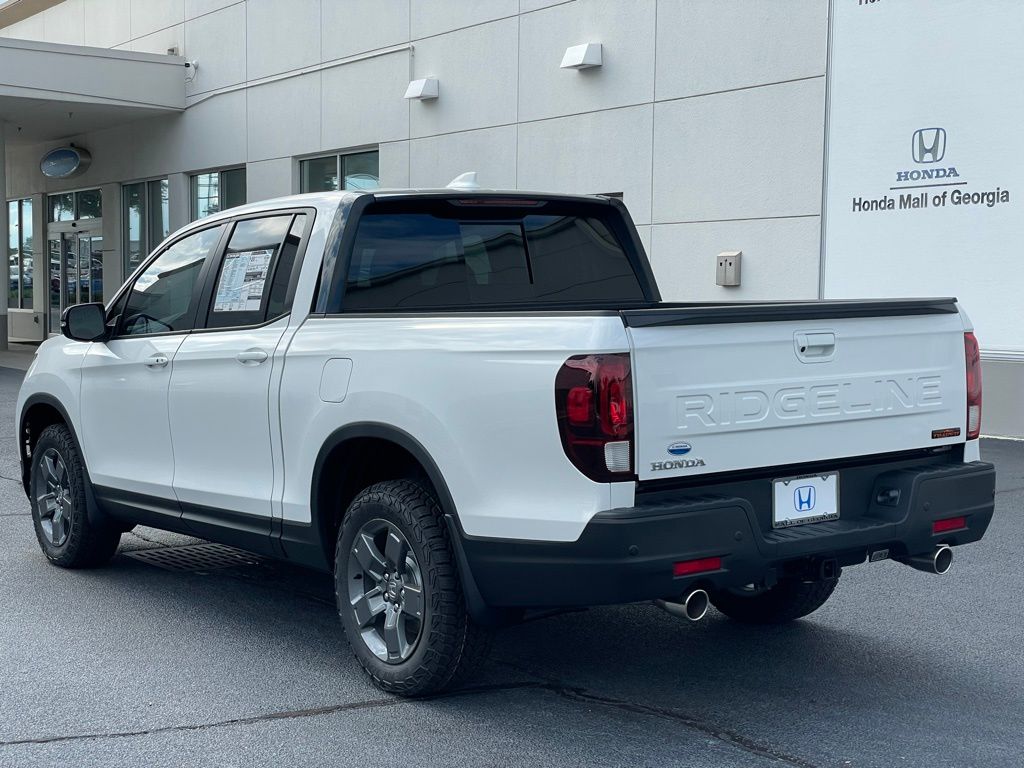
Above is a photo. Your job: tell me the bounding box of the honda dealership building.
[1,0,1021,436]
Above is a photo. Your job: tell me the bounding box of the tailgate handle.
[795,332,836,362]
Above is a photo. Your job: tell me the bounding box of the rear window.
[337,199,645,311]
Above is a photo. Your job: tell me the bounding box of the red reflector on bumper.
[673,556,722,577]
[933,516,967,534]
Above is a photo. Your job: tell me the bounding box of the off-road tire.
[335,479,493,696]
[710,576,840,624]
[29,424,121,568]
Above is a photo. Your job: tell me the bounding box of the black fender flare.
[19,393,107,527]
[310,422,493,622]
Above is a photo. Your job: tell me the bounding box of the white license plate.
[772,472,839,528]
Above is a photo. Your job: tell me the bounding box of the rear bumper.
[458,456,996,609]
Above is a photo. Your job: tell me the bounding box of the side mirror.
[61,303,109,342]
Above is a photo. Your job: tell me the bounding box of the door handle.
[145,354,169,368]
[236,348,269,365]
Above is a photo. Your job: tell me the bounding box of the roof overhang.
[0,37,185,143]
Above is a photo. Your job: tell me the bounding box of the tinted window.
[119,225,224,336]
[207,215,295,328]
[266,214,307,319]
[340,200,643,310]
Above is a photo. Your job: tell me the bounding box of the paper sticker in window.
[213,248,273,312]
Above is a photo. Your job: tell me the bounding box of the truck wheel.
[29,424,121,568]
[335,479,492,696]
[709,576,840,624]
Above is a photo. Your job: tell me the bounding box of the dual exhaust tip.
[898,544,954,575]
[655,588,709,622]
[657,546,953,622]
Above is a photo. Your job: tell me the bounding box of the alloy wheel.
[35,448,73,547]
[347,519,425,663]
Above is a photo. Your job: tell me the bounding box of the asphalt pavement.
[0,364,1021,767]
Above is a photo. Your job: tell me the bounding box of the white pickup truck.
[17,187,995,696]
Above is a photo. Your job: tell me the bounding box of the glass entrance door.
[48,229,104,333]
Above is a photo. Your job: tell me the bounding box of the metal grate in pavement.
[125,542,260,572]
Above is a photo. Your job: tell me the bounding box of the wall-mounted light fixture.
[560,43,602,70]
[404,78,439,100]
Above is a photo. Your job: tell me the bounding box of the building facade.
[1,0,1020,435]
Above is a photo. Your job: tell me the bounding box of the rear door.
[168,211,310,552]
[624,301,969,482]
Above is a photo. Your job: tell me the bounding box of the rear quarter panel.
[278,314,632,541]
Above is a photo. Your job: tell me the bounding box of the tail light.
[555,353,634,482]
[964,332,982,440]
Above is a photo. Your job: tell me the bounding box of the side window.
[206,214,299,329]
[266,214,307,320]
[119,224,225,336]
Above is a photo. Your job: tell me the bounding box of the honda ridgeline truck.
[17,185,996,696]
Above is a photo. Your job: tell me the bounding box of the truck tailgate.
[623,300,968,482]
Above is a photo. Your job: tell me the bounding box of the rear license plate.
[772,472,839,528]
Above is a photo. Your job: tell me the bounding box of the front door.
[79,223,226,514]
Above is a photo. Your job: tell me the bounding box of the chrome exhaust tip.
[655,588,710,622]
[898,544,953,575]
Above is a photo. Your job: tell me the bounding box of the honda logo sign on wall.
[912,128,946,164]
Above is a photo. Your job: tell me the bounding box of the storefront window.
[49,193,74,222]
[191,168,246,220]
[7,198,34,310]
[47,190,102,222]
[123,179,169,277]
[300,150,379,193]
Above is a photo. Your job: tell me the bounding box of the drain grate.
[125,542,261,572]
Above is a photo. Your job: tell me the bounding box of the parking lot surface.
[0,366,1021,767]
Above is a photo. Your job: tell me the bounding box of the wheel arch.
[306,422,491,621]
[19,393,106,526]
[19,394,80,494]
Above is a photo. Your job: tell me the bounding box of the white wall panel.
[409,125,516,189]
[653,78,825,223]
[410,18,517,138]
[248,72,321,161]
[184,2,246,96]
[41,0,84,46]
[322,0,409,60]
[84,0,131,48]
[655,0,828,101]
[130,0,185,39]
[321,52,409,149]
[410,0,517,39]
[518,0,655,122]
[185,0,240,20]
[129,23,184,55]
[517,104,653,224]
[378,140,410,187]
[131,89,246,176]
[245,0,320,80]
[649,217,821,301]
[246,156,294,202]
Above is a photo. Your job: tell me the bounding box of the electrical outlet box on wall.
[716,251,741,287]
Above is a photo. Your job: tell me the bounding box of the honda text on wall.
[17,185,996,696]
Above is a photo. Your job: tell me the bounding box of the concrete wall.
[2,0,830,304]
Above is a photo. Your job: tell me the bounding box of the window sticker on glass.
[213,249,273,312]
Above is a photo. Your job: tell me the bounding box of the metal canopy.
[0,37,185,143]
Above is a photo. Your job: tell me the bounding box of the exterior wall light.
[560,43,602,70]
[404,78,439,100]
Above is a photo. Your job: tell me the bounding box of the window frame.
[122,177,170,281]
[107,220,231,340]
[189,166,247,222]
[299,149,380,194]
[47,188,103,223]
[191,207,316,333]
[7,197,34,310]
